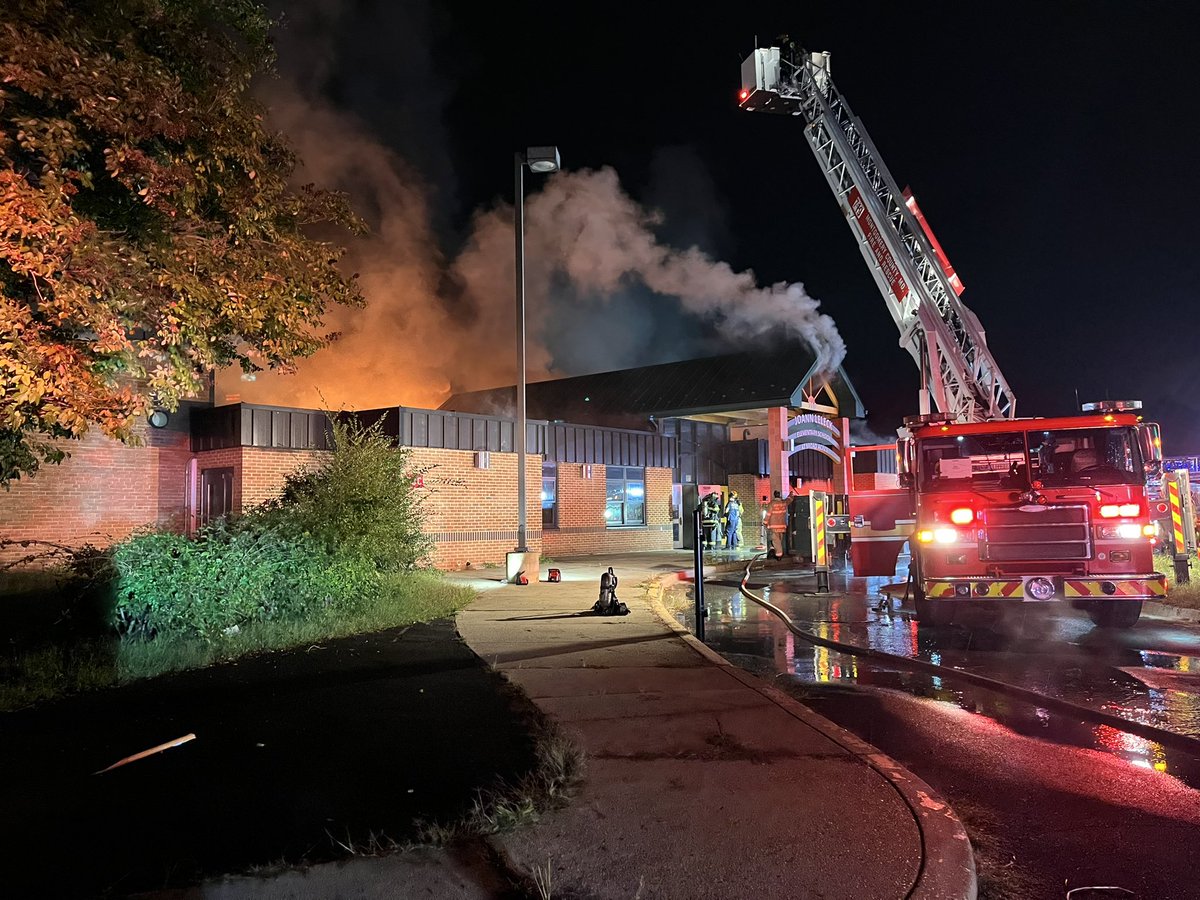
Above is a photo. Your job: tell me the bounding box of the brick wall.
[407,448,543,570]
[0,422,192,565]
[730,474,771,548]
[542,465,673,557]
[239,447,329,509]
[3,430,668,571]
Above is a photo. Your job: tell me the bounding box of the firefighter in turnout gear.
[699,492,721,549]
[724,491,743,549]
[766,490,789,558]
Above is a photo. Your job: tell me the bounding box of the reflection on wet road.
[681,564,1200,788]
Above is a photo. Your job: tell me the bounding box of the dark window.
[200,467,234,525]
[605,466,645,527]
[542,462,557,528]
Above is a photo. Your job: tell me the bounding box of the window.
[541,462,557,528]
[605,466,645,526]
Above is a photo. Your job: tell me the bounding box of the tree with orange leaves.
[0,0,364,485]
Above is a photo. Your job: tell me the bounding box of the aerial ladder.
[738,41,1017,423]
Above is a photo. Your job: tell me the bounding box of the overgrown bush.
[112,523,374,641]
[250,415,433,572]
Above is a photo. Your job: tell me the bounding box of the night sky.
[257,1,1200,453]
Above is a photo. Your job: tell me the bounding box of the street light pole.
[512,146,560,566]
[514,152,529,552]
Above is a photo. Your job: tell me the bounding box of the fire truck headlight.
[1100,505,1120,518]
[1142,524,1157,537]
[949,507,974,525]
[917,530,935,543]
[1026,577,1056,601]
[1100,523,1143,540]
[933,527,958,544]
[1118,503,1141,517]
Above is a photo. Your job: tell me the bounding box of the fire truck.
[739,41,1166,626]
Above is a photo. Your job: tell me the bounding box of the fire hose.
[733,557,1200,758]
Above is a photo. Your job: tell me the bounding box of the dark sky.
[269,0,1200,453]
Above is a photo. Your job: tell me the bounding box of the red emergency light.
[738,88,750,102]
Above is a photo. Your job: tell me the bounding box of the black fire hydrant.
[593,566,630,616]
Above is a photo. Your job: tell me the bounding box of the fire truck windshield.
[920,426,1143,492]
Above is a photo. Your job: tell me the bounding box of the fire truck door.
[848,489,913,577]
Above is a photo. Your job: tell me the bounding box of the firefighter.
[699,492,721,549]
[724,490,743,549]
[766,490,789,559]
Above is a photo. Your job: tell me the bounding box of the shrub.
[112,523,374,641]
[250,415,433,572]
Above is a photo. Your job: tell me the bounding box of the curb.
[1143,599,1200,625]
[643,574,978,900]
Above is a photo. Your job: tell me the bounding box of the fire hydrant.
[593,567,629,616]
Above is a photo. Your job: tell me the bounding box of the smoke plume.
[224,53,844,411]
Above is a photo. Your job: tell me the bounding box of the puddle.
[674,573,1200,789]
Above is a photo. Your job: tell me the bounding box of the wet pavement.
[667,559,1200,897]
[676,558,1200,788]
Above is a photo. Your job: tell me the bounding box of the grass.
[0,571,475,712]
[1155,553,1200,610]
[415,718,585,846]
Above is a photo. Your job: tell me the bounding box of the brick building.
[3,344,875,570]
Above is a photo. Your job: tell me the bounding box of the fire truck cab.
[898,411,1165,627]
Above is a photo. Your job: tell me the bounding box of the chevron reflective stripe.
[926,580,1022,599]
[813,495,827,568]
[1064,577,1167,598]
[1168,479,1186,553]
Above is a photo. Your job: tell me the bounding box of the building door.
[200,467,234,525]
[680,484,699,550]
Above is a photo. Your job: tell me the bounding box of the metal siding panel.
[241,407,253,446]
[501,420,513,453]
[473,419,486,451]
[290,413,305,448]
[271,411,288,447]
[429,413,443,448]
[487,419,500,452]
[414,412,430,447]
[251,409,270,447]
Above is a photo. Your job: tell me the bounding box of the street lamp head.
[525,146,560,173]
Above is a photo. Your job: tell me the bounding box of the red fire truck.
[739,42,1166,626]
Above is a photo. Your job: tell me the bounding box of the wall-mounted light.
[582,464,593,479]
[148,409,169,428]
[474,451,490,469]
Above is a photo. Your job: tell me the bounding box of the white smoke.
[224,77,844,410]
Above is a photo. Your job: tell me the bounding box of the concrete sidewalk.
[452,551,976,899]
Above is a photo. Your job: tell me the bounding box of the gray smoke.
[224,17,845,410]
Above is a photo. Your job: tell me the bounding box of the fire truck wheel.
[1086,600,1142,629]
[914,596,956,626]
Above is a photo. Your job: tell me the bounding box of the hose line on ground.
[733,557,1200,758]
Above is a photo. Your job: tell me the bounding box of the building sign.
[848,186,909,302]
[787,413,841,462]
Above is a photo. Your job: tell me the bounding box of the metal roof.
[441,346,866,425]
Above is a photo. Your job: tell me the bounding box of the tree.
[0,0,364,485]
